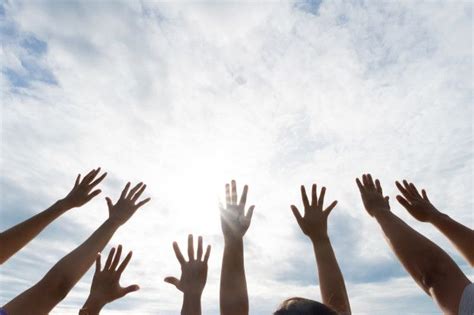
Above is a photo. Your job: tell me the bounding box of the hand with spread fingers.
[106,182,151,227]
[289,182,351,314]
[81,245,139,314]
[165,235,211,315]
[62,168,107,209]
[396,179,474,266]
[395,180,439,222]
[354,174,471,313]
[1,177,151,315]
[221,180,255,241]
[291,184,338,242]
[0,168,107,265]
[356,174,390,217]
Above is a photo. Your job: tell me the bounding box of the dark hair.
[274,297,338,315]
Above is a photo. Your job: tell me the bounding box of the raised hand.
[80,245,139,314]
[106,182,150,227]
[165,234,211,296]
[220,180,255,241]
[62,168,107,209]
[396,180,439,222]
[291,183,338,242]
[396,180,474,266]
[356,174,390,217]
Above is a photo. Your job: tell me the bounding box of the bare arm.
[220,180,254,315]
[396,180,474,266]
[357,174,470,315]
[80,245,139,315]
[165,235,211,315]
[3,182,150,315]
[0,168,106,264]
[291,184,351,314]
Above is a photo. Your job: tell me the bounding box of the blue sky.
[0,1,472,314]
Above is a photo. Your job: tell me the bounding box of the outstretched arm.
[291,184,351,314]
[396,180,474,266]
[2,182,150,315]
[0,168,106,264]
[165,234,211,315]
[357,174,470,315]
[220,180,254,315]
[80,245,140,314]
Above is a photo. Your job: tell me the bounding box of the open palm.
[291,183,338,241]
[220,180,255,241]
[89,245,139,306]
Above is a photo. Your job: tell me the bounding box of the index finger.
[173,242,186,265]
[301,185,310,209]
[117,251,133,275]
[239,185,248,208]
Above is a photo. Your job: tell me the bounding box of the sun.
[159,154,234,235]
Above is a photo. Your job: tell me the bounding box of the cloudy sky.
[0,0,472,314]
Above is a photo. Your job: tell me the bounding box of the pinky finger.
[421,189,430,201]
[74,174,81,188]
[203,245,211,264]
[86,190,102,202]
[324,200,338,216]
[135,198,151,209]
[375,179,383,194]
[95,253,102,273]
[246,205,255,223]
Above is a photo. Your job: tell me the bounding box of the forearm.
[220,238,248,315]
[47,219,120,300]
[181,292,202,315]
[375,211,447,285]
[374,210,470,313]
[0,200,70,264]
[312,238,351,314]
[430,211,474,266]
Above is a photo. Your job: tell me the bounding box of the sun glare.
[161,155,233,235]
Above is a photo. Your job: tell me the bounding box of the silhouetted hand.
[61,168,107,209]
[291,184,338,242]
[396,180,440,222]
[82,245,139,314]
[106,182,150,227]
[356,174,390,217]
[165,235,211,296]
[220,180,255,241]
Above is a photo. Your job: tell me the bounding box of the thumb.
[164,276,180,288]
[106,197,113,209]
[120,284,140,297]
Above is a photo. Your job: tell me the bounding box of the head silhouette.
[274,297,337,315]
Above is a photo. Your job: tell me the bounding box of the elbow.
[467,255,474,267]
[52,277,73,301]
[417,255,450,295]
[0,255,7,265]
[0,235,7,264]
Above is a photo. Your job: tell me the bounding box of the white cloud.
[1,1,472,314]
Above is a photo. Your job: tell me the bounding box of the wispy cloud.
[1,1,472,314]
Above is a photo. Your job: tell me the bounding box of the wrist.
[430,210,448,225]
[55,199,73,212]
[224,236,244,247]
[105,217,123,229]
[372,207,391,219]
[310,234,330,245]
[81,295,106,315]
[182,291,202,315]
[183,290,202,299]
